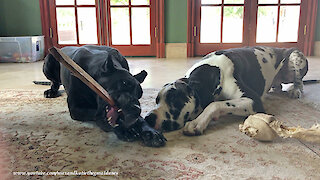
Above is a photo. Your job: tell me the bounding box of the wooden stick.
[49,46,116,107]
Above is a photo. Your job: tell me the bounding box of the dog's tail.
[303,80,320,85]
[33,81,51,86]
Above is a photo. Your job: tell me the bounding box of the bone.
[239,113,320,144]
[117,109,122,113]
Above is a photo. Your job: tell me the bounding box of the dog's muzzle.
[106,92,142,128]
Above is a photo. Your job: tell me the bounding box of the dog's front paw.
[183,121,205,136]
[44,89,60,98]
[287,88,302,99]
[113,126,140,142]
[141,127,167,147]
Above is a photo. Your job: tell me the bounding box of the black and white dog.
[145,47,308,135]
[43,45,166,147]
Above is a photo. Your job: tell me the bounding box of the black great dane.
[43,45,166,147]
[145,46,308,135]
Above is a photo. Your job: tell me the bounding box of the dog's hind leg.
[43,54,61,98]
[183,97,258,136]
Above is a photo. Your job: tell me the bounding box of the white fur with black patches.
[183,97,255,135]
[186,53,244,100]
[151,83,200,131]
[145,47,309,136]
[253,47,287,96]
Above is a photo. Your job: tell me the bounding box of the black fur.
[43,45,166,147]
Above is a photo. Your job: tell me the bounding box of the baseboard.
[165,43,187,58]
[314,41,320,57]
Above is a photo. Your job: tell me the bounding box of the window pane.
[281,0,301,3]
[111,8,130,45]
[78,8,98,44]
[278,6,300,42]
[224,0,244,4]
[200,7,221,43]
[56,0,74,5]
[223,6,243,43]
[77,0,95,5]
[132,8,150,45]
[256,6,278,43]
[131,0,149,5]
[201,0,222,5]
[110,0,128,5]
[56,8,77,44]
[258,0,278,4]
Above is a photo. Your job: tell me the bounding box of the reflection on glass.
[281,0,301,4]
[111,8,130,45]
[201,0,222,5]
[200,6,221,43]
[224,0,244,4]
[56,0,74,5]
[77,0,95,5]
[278,6,300,42]
[110,0,128,5]
[132,8,150,45]
[78,8,98,44]
[56,8,77,44]
[256,6,278,43]
[131,0,149,5]
[223,6,243,43]
[258,0,278,4]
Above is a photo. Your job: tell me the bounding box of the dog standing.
[145,46,308,135]
[43,45,166,147]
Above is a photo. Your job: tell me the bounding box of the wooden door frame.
[39,0,165,57]
[187,0,318,57]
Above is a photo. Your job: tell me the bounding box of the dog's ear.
[101,57,117,74]
[134,70,148,83]
[107,58,117,72]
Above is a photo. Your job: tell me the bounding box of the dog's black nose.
[145,113,157,127]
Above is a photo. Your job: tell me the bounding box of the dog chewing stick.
[49,47,119,126]
[239,113,320,144]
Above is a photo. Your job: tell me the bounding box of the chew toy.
[239,113,320,143]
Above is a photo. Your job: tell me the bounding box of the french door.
[189,0,317,56]
[42,0,164,56]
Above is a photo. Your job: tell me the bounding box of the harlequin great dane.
[145,46,309,135]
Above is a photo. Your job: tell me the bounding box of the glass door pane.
[77,0,95,5]
[256,6,278,43]
[56,8,77,44]
[110,8,130,45]
[222,6,243,43]
[78,8,98,44]
[200,6,221,43]
[131,0,149,5]
[132,7,150,44]
[110,0,128,5]
[201,0,222,4]
[224,0,244,4]
[258,0,278,4]
[278,6,300,42]
[281,0,301,3]
[56,0,74,5]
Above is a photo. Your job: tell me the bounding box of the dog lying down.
[43,45,166,147]
[145,46,310,136]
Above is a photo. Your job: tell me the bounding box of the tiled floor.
[0,57,202,90]
[0,56,319,90]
